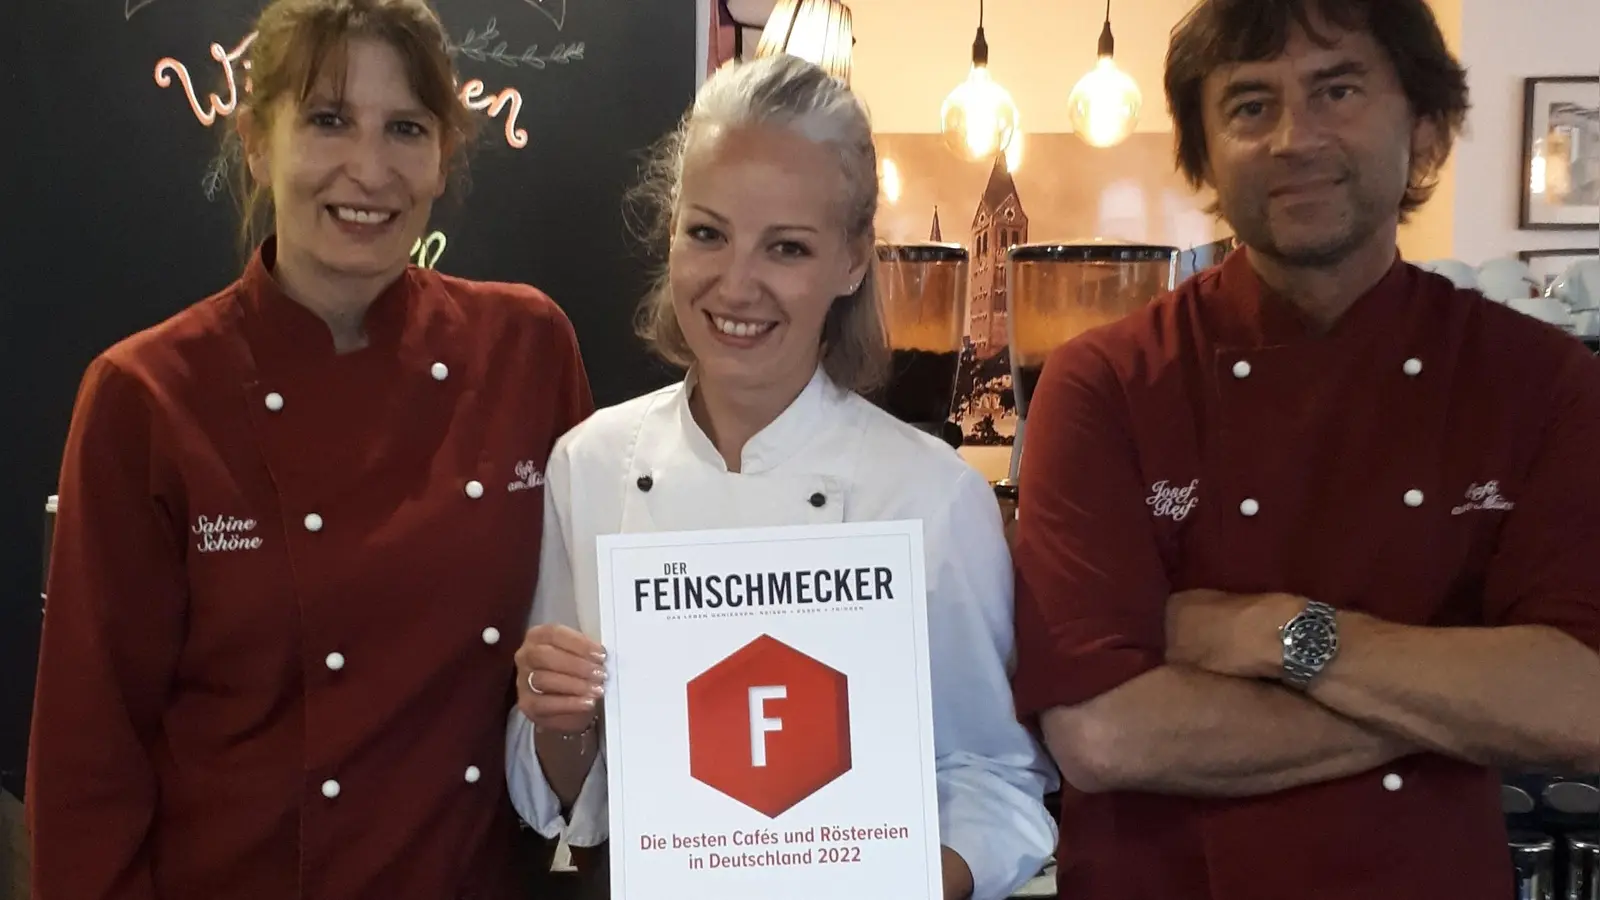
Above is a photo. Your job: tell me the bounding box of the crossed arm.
[1037,660,1412,797]
[1038,593,1600,799]
[1013,344,1600,799]
[1293,607,1600,771]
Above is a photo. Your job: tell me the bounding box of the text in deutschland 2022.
[640,824,914,870]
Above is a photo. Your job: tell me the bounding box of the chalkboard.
[0,0,697,796]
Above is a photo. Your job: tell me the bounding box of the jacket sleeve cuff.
[562,748,610,847]
[936,762,1059,900]
[504,711,610,846]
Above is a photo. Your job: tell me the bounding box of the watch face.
[1283,616,1338,666]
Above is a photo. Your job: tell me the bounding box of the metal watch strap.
[1282,600,1337,690]
[1282,657,1320,690]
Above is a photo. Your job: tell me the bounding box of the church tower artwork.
[966,154,1029,359]
[945,152,1030,452]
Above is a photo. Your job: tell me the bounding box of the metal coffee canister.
[1511,831,1556,900]
[1570,832,1599,900]
[1544,778,1600,816]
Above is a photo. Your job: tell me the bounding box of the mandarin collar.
[237,236,419,368]
[674,365,844,475]
[1208,245,1415,348]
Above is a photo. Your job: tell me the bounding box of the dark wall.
[0,0,695,796]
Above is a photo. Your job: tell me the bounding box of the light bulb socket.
[971,26,989,66]
[1097,19,1115,58]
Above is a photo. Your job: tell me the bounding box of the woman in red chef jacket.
[25,0,592,897]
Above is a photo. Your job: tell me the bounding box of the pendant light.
[755,0,855,83]
[939,0,1020,163]
[1066,0,1141,148]
[1005,111,1025,172]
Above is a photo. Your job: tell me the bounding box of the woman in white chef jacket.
[504,54,1058,900]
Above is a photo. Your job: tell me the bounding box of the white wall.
[1452,0,1600,264]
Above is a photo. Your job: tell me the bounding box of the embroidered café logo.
[1147,479,1200,522]
[508,460,546,492]
[1452,481,1514,516]
[192,514,263,553]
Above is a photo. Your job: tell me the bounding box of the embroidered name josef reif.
[1148,479,1200,522]
[192,514,262,553]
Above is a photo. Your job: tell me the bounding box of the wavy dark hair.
[1164,0,1470,221]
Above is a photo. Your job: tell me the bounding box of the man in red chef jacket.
[1010,1,1600,899]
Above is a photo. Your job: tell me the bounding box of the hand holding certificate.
[596,520,943,900]
[515,623,606,732]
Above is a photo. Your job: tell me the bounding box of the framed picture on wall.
[1519,75,1600,230]
[1518,247,1598,291]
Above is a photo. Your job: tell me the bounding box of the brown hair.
[1164,0,1470,220]
[626,54,889,396]
[227,0,478,255]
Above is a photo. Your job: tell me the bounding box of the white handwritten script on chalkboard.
[152,17,582,152]
[126,0,568,26]
[455,19,583,71]
[520,0,567,30]
[411,230,448,268]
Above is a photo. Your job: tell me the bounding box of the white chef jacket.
[505,366,1060,900]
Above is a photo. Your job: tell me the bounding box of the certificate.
[596,520,942,900]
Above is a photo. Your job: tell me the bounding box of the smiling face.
[1200,22,1426,266]
[668,124,869,398]
[244,35,447,283]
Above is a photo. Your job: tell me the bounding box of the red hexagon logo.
[686,634,852,817]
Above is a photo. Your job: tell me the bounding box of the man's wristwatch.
[1280,599,1340,689]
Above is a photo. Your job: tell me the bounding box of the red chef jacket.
[1012,248,1600,900]
[27,238,593,900]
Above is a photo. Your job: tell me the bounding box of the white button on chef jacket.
[465,766,482,784]
[321,779,341,798]
[1404,490,1424,508]
[1232,360,1252,379]
[304,513,323,532]
[1383,773,1403,792]
[1240,498,1260,517]
[264,392,284,412]
[481,627,501,645]
[465,480,484,499]
[431,362,449,381]
[325,652,345,671]
[1403,358,1423,377]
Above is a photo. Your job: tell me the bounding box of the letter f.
[747,685,786,767]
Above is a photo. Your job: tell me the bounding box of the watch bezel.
[1280,601,1339,687]
[1282,615,1339,668]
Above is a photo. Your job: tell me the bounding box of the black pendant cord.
[971,0,990,66]
[781,1,803,49]
[1098,0,1116,57]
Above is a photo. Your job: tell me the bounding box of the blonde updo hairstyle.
[629,53,889,395]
